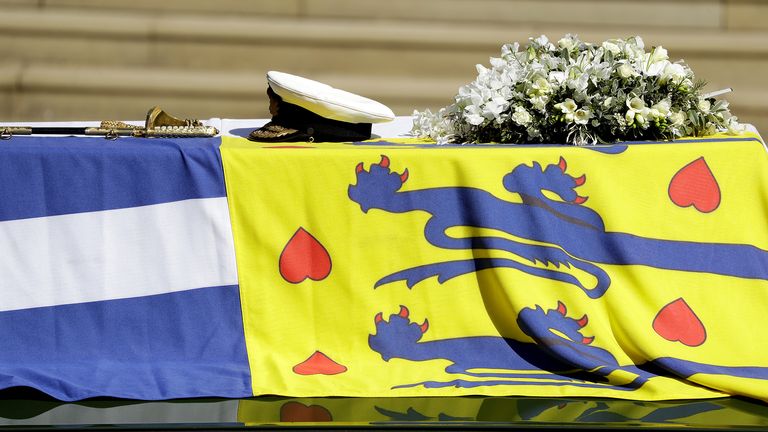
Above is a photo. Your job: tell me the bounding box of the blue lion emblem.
[370,304,768,390]
[369,303,655,391]
[348,155,768,298]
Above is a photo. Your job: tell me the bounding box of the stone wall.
[0,0,766,133]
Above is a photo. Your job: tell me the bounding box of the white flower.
[646,60,669,76]
[554,98,579,122]
[511,106,532,125]
[669,110,685,126]
[410,107,457,143]
[647,46,669,64]
[548,71,566,85]
[640,46,670,76]
[625,97,650,127]
[650,99,671,118]
[629,36,645,50]
[412,34,741,145]
[410,108,432,136]
[489,57,505,69]
[464,105,485,126]
[532,35,553,51]
[529,76,551,94]
[574,108,593,125]
[483,96,509,121]
[617,63,636,79]
[661,63,687,84]
[568,73,590,93]
[591,61,613,80]
[623,36,645,60]
[555,98,578,114]
[624,110,648,127]
[499,86,514,100]
[475,63,489,79]
[698,99,712,113]
[627,97,645,111]
[726,117,744,135]
[558,36,576,50]
[602,41,621,55]
[501,42,520,60]
[530,95,550,110]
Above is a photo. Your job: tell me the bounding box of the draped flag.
[2,131,768,402]
[221,132,768,402]
[0,136,251,401]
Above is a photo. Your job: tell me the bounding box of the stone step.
[12,0,768,32]
[8,0,724,30]
[3,6,768,56]
[2,7,768,87]
[8,0,302,16]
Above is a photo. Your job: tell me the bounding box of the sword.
[0,106,219,140]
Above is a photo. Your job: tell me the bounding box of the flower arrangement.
[412,35,742,145]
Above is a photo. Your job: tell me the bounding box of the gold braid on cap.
[249,123,299,140]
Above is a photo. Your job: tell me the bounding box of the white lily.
[555,98,578,122]
[555,98,578,114]
[647,46,668,64]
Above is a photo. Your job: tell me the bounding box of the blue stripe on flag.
[0,285,251,401]
[0,137,226,221]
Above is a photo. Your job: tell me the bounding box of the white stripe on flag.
[0,198,238,311]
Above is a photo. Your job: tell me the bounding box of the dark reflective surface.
[0,390,766,430]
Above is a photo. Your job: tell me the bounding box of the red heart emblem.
[293,351,348,375]
[653,298,707,347]
[280,402,333,422]
[279,227,332,283]
[668,157,721,213]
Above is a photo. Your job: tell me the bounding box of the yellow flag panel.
[221,133,768,401]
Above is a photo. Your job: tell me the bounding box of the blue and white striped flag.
[0,136,251,400]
